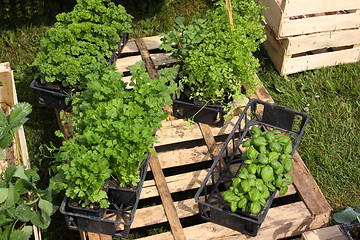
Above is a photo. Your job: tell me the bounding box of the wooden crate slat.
[284,28,360,55]
[136,201,312,240]
[281,12,360,38]
[282,0,360,18]
[259,0,360,38]
[282,46,360,75]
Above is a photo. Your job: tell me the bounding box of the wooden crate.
[257,0,360,39]
[264,24,360,75]
[0,62,41,240]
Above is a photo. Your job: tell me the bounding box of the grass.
[0,0,359,239]
[256,48,360,211]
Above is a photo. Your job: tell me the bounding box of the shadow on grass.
[0,0,76,30]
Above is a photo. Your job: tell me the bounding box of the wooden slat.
[301,225,343,240]
[134,185,297,229]
[280,12,360,38]
[283,0,360,17]
[291,151,332,225]
[122,36,163,54]
[137,201,313,240]
[284,28,360,55]
[155,145,212,170]
[149,151,186,240]
[155,117,239,147]
[282,46,360,75]
[136,39,186,240]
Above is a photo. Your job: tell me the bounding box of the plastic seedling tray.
[339,221,360,240]
[31,33,129,110]
[60,151,151,237]
[194,98,310,236]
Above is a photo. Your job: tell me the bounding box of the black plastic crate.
[60,151,151,237]
[194,98,310,236]
[172,98,228,127]
[339,221,360,240]
[172,73,230,127]
[31,33,129,110]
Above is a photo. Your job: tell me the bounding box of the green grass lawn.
[0,0,359,239]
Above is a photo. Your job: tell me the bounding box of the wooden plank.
[262,25,286,74]
[291,151,332,223]
[134,185,297,229]
[141,168,210,199]
[0,70,16,107]
[135,39,186,240]
[86,233,111,240]
[149,151,186,240]
[137,201,313,240]
[301,225,343,240]
[116,55,142,73]
[283,0,360,17]
[135,38,158,79]
[284,28,360,55]
[155,117,239,147]
[155,144,212,169]
[280,12,360,37]
[282,46,360,75]
[256,0,283,39]
[122,36,163,54]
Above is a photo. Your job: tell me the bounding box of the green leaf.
[0,188,8,204]
[30,212,50,229]
[333,206,360,223]
[21,226,33,239]
[10,229,31,240]
[8,102,32,130]
[261,165,274,183]
[250,201,261,215]
[13,165,29,181]
[15,204,35,222]
[0,149,4,161]
[1,183,16,210]
[38,199,53,217]
[0,134,13,149]
[4,165,17,183]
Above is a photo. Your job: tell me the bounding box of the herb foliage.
[160,0,266,108]
[53,62,177,207]
[33,0,132,89]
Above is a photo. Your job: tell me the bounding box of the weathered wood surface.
[301,225,343,240]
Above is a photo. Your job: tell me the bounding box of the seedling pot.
[60,151,151,237]
[195,98,310,236]
[30,33,129,110]
[172,74,230,126]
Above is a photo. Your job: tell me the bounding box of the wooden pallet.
[0,62,41,240]
[64,36,332,240]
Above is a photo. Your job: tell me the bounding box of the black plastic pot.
[194,98,310,236]
[339,221,360,240]
[60,151,151,237]
[31,33,129,110]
